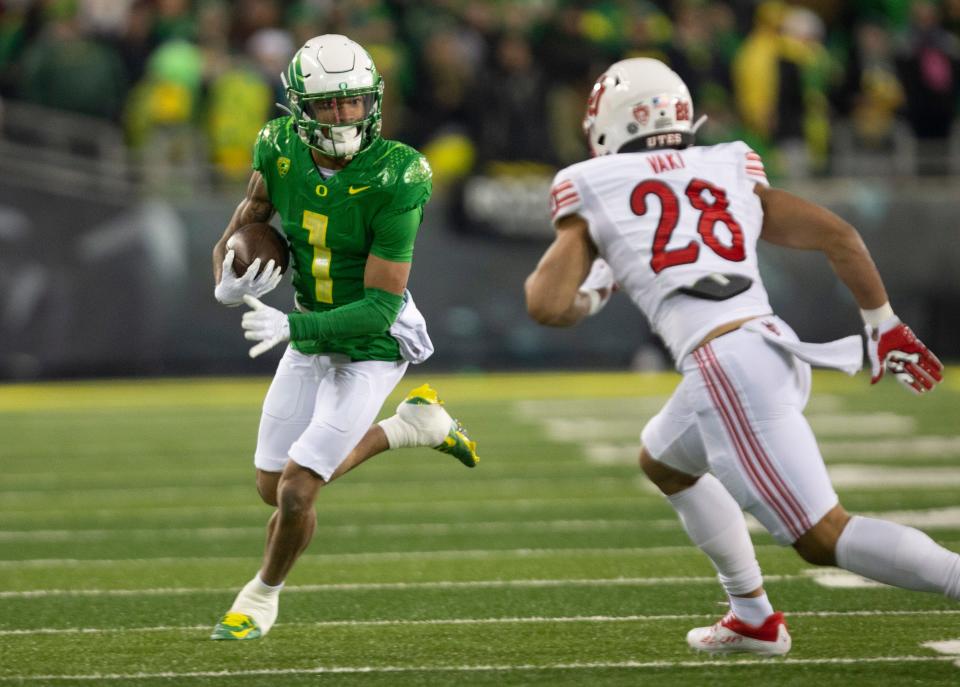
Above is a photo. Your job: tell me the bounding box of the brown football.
[227,223,290,277]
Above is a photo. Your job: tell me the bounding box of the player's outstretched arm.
[757,186,943,393]
[525,214,606,327]
[757,187,888,309]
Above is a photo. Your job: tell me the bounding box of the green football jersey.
[252,116,432,361]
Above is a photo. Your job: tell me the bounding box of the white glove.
[578,258,618,316]
[214,249,283,307]
[241,294,290,358]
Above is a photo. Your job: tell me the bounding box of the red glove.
[866,316,943,394]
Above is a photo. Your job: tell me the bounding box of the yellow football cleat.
[399,384,479,468]
[210,611,263,640]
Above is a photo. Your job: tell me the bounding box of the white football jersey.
[550,141,774,365]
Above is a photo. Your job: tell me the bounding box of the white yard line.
[802,569,888,589]
[542,418,645,442]
[516,394,845,415]
[3,608,959,638]
[0,574,804,599]
[586,439,960,465]
[0,458,577,487]
[515,397,670,419]
[822,436,960,459]
[745,506,960,534]
[523,396,950,466]
[0,544,790,568]
[863,506,960,529]
[584,444,644,465]
[544,414,917,443]
[6,504,960,544]
[924,640,960,655]
[829,465,960,488]
[0,476,633,501]
[2,539,958,569]
[0,494,651,521]
[0,655,955,681]
[0,519,668,543]
[807,413,916,435]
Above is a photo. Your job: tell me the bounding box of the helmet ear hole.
[597,134,606,146]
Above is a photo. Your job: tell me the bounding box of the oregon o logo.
[315,184,328,197]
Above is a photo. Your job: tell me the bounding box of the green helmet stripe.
[287,53,305,91]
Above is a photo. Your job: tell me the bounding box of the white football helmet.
[281,34,383,159]
[583,58,705,156]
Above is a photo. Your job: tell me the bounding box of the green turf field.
[1,370,958,686]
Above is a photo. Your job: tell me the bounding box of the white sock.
[378,414,420,449]
[230,574,283,633]
[836,516,960,600]
[255,573,284,593]
[379,403,450,449]
[728,593,775,626]
[666,473,765,596]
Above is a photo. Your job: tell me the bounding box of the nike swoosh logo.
[230,626,255,639]
[348,186,371,195]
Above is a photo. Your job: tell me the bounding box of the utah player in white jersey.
[525,58,956,657]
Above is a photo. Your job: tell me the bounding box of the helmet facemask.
[284,84,382,158]
[280,35,384,159]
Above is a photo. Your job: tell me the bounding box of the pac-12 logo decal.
[277,156,291,177]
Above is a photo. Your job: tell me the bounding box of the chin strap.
[691,114,708,134]
[322,123,363,159]
[282,108,362,159]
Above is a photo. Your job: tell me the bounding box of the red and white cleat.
[686,611,791,656]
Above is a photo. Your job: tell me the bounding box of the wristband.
[581,288,603,316]
[860,302,895,328]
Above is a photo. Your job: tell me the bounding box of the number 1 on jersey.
[631,178,745,274]
[302,210,334,303]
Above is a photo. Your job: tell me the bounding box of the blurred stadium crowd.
[1,0,960,187]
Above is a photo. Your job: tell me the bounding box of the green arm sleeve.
[287,288,405,342]
[369,207,422,262]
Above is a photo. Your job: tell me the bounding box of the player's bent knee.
[277,481,314,518]
[793,504,851,566]
[257,485,279,508]
[639,448,698,495]
[256,469,281,507]
[276,465,324,518]
[794,537,835,566]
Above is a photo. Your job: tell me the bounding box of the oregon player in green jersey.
[209,35,479,641]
